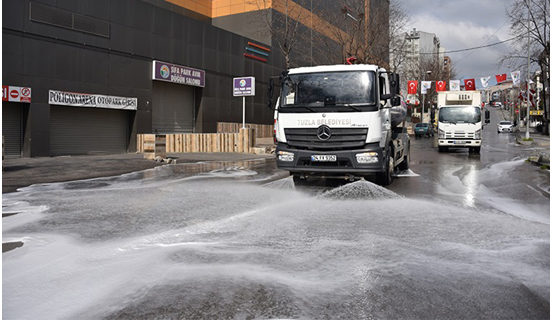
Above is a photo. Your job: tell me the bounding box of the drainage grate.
[29,2,110,38]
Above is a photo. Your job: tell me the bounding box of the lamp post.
[422,70,432,123]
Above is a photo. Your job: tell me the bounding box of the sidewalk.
[2,152,275,194]
[498,107,550,165]
[515,126,550,166]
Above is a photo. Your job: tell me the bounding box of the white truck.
[267,64,410,186]
[436,90,490,153]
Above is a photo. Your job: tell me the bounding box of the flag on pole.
[495,74,507,83]
[407,81,418,94]
[480,76,491,88]
[421,81,431,94]
[450,80,460,91]
[436,80,446,92]
[464,78,476,91]
[511,71,520,85]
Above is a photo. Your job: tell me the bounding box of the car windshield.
[281,71,376,109]
[438,106,481,123]
[500,121,512,125]
[416,123,428,127]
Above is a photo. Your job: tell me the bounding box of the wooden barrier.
[137,128,256,155]
[217,122,273,138]
[140,134,167,160]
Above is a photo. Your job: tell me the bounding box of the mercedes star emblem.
[317,125,331,141]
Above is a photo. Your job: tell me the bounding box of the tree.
[388,0,411,73]
[312,0,392,67]
[500,0,550,133]
[248,0,309,69]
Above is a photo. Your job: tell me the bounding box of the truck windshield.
[281,71,376,109]
[438,106,481,124]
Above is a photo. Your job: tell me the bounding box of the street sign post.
[233,77,255,129]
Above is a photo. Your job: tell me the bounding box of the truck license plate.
[454,140,466,144]
[311,155,337,162]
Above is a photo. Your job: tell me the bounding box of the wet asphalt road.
[3,108,550,319]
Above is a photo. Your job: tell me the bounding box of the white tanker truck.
[267,64,410,186]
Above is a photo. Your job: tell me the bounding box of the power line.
[396,34,522,55]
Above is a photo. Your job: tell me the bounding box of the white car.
[497,121,514,133]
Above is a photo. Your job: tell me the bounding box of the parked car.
[497,120,514,133]
[414,123,434,137]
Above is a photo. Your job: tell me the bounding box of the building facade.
[2,0,388,158]
[402,28,442,80]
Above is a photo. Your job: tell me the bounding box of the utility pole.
[526,0,531,139]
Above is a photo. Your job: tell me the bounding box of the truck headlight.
[277,151,294,162]
[356,152,378,164]
[475,129,481,139]
[438,129,445,138]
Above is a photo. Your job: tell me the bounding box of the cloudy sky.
[401,0,519,86]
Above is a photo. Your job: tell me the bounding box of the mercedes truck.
[267,64,410,186]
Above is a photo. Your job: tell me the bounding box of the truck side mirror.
[485,109,490,123]
[267,78,274,109]
[389,73,400,96]
[391,96,401,107]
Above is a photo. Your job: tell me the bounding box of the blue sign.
[233,77,255,96]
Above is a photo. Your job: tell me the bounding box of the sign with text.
[2,85,31,103]
[233,77,255,96]
[49,90,138,110]
[152,60,205,87]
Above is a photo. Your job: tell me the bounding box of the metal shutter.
[2,104,22,157]
[50,106,128,156]
[152,81,195,133]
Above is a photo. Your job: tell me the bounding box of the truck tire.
[398,147,410,171]
[376,153,394,186]
[438,146,448,152]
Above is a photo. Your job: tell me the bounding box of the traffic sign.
[2,85,31,103]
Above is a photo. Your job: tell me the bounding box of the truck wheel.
[398,148,410,171]
[469,147,481,154]
[377,154,394,186]
[438,146,448,152]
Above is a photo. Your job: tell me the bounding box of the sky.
[402,0,519,86]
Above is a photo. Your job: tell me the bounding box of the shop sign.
[2,85,32,103]
[152,60,205,87]
[48,90,137,110]
[233,77,255,96]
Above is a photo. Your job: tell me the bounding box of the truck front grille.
[447,131,475,139]
[284,128,368,150]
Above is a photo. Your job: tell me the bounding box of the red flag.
[407,81,418,94]
[436,80,446,92]
[495,74,507,83]
[464,79,476,91]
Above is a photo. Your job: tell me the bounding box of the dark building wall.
[2,0,285,156]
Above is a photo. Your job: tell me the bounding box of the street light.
[422,70,432,122]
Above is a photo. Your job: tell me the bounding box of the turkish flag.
[408,81,418,94]
[436,80,446,92]
[464,78,476,91]
[495,74,507,83]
